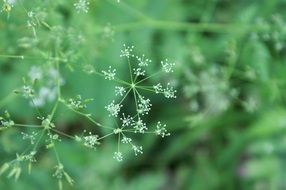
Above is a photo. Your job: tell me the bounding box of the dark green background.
[1,0,286,189]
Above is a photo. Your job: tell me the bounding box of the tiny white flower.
[105,100,122,117]
[132,145,143,156]
[136,54,151,67]
[83,132,100,149]
[1,120,14,128]
[163,83,177,99]
[137,96,151,115]
[115,86,126,96]
[22,151,37,162]
[113,151,123,162]
[133,68,145,77]
[121,136,132,144]
[153,83,163,94]
[133,117,147,133]
[161,59,175,73]
[22,85,34,98]
[120,44,134,58]
[155,122,170,138]
[120,113,133,127]
[102,66,116,80]
[74,0,90,13]
[21,131,38,145]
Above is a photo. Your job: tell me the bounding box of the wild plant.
[0,1,176,189]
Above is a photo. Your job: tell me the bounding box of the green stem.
[0,54,24,59]
[59,99,113,130]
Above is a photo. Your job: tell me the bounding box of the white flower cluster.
[155,122,170,138]
[74,0,90,13]
[67,95,94,110]
[161,59,175,73]
[136,54,151,67]
[120,113,132,126]
[0,120,14,128]
[153,82,177,98]
[113,151,123,162]
[121,136,132,143]
[21,66,64,108]
[115,86,126,96]
[103,44,177,119]
[120,114,148,133]
[98,45,176,161]
[105,100,123,117]
[1,44,176,173]
[45,131,61,149]
[132,145,143,156]
[133,67,145,77]
[21,85,34,98]
[137,96,151,115]
[21,131,38,145]
[102,66,116,80]
[21,151,37,163]
[75,132,100,150]
[83,133,100,149]
[0,111,14,128]
[120,44,134,58]
[133,117,147,133]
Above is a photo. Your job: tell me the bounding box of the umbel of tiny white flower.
[132,145,143,156]
[0,110,15,128]
[68,96,85,109]
[22,85,34,98]
[21,131,38,145]
[161,59,175,73]
[133,67,145,77]
[83,132,100,149]
[137,96,152,115]
[75,132,100,149]
[153,83,163,94]
[101,44,177,119]
[0,119,14,128]
[163,83,177,99]
[120,113,133,127]
[67,95,94,110]
[120,44,134,58]
[155,122,170,138]
[74,0,90,13]
[136,54,151,67]
[153,83,177,99]
[105,100,122,117]
[115,86,126,96]
[121,136,132,144]
[102,66,116,80]
[113,151,123,162]
[133,117,147,133]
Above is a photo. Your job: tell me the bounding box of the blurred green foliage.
[1,0,286,189]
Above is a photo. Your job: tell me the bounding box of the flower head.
[74,0,90,13]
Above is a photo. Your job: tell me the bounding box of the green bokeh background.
[1,0,286,189]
